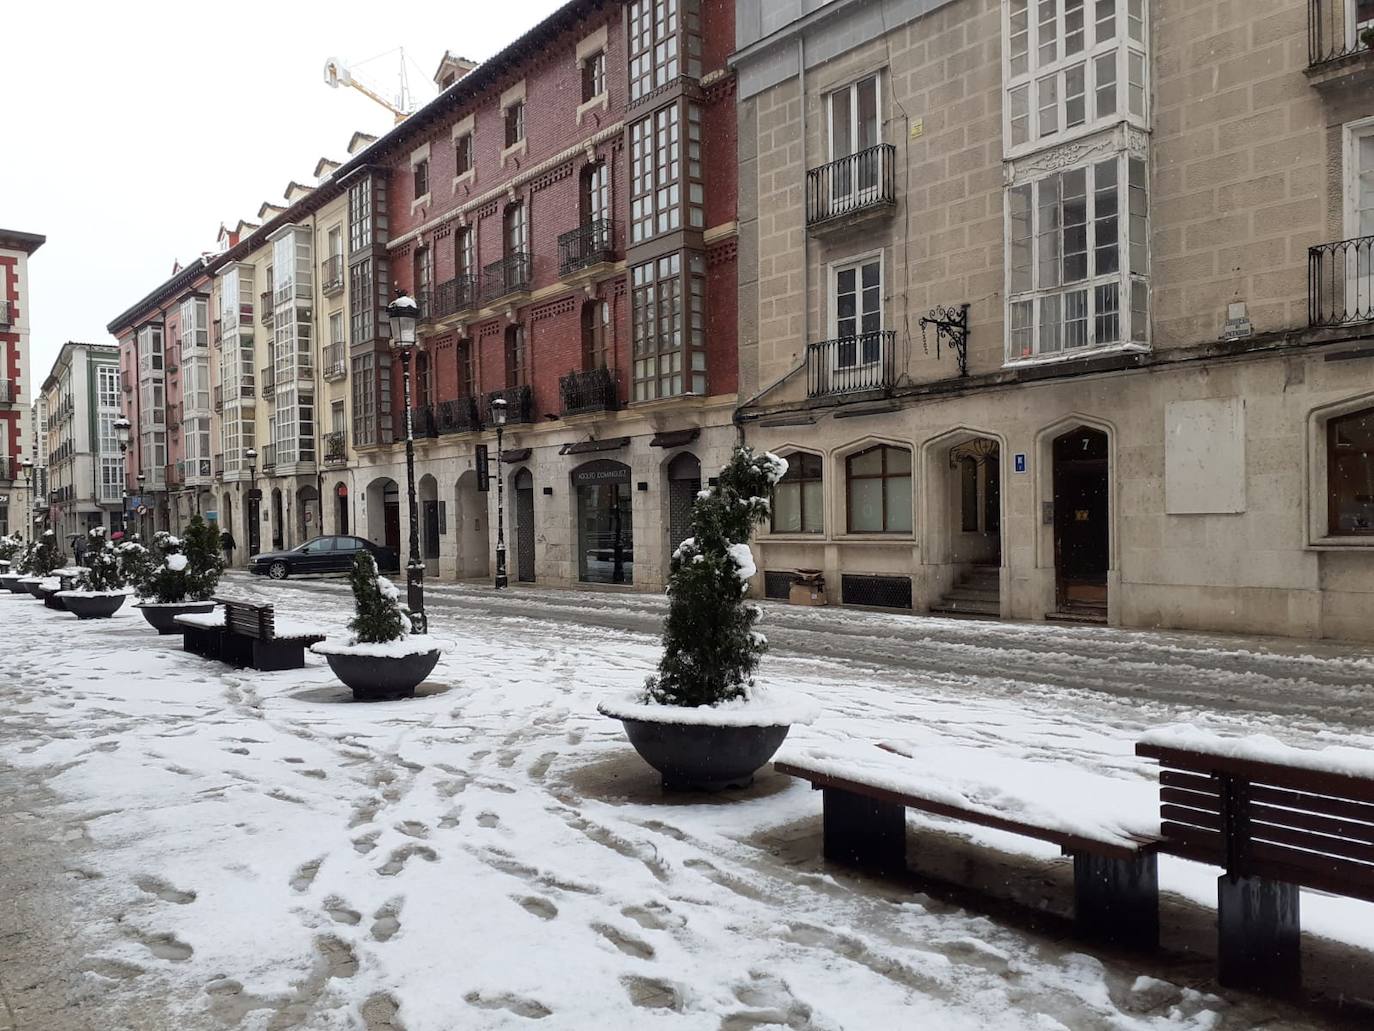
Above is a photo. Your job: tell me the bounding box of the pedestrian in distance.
[220,529,236,565]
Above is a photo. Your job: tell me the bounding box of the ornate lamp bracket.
[919,303,971,378]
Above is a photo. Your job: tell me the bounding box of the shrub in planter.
[58,527,133,619]
[311,550,448,701]
[134,519,224,633]
[598,446,819,791]
[0,533,25,588]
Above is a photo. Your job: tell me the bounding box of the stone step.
[945,587,1001,604]
[929,600,1001,619]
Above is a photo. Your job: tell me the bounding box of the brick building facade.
[0,229,45,538]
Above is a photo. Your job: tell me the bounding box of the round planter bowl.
[324,649,441,701]
[137,601,217,634]
[61,594,128,620]
[616,717,793,792]
[23,580,47,599]
[0,574,23,592]
[38,585,67,610]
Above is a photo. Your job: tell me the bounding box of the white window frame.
[1002,0,1148,159]
[826,73,882,163]
[826,250,887,388]
[1004,144,1150,365]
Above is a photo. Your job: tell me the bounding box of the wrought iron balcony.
[483,384,532,424]
[806,144,897,228]
[260,366,275,398]
[324,343,347,381]
[260,292,274,327]
[436,396,481,434]
[559,366,619,416]
[321,254,345,294]
[805,330,897,398]
[1308,234,1374,326]
[482,253,533,303]
[558,219,614,278]
[0,379,14,405]
[432,275,479,319]
[1308,0,1374,67]
[394,405,439,440]
[261,443,276,471]
[323,430,347,463]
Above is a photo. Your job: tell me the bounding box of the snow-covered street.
[3,575,1373,1030]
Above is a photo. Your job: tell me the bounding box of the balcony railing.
[0,379,14,405]
[261,444,276,471]
[260,366,275,398]
[559,366,619,416]
[806,144,897,227]
[324,343,347,380]
[260,292,274,327]
[558,219,614,277]
[436,396,482,434]
[394,405,439,440]
[432,274,479,319]
[322,254,345,294]
[805,330,897,397]
[323,430,347,463]
[1309,1,1374,66]
[482,253,533,303]
[1308,234,1374,326]
[483,384,532,425]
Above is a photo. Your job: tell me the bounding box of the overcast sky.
[1,0,565,383]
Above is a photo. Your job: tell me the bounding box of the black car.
[248,535,400,580]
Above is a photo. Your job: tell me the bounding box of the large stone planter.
[137,601,217,635]
[317,647,442,701]
[38,583,67,610]
[617,717,792,791]
[22,579,46,599]
[59,593,128,620]
[0,573,23,592]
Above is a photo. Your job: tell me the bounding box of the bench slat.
[1160,786,1222,812]
[1160,769,1220,796]
[1159,820,1225,863]
[1248,784,1374,827]
[1249,802,1374,846]
[1248,821,1374,867]
[1246,843,1374,898]
[774,760,1155,860]
[1138,743,1374,804]
[1160,802,1223,832]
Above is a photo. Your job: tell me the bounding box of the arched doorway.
[269,488,285,551]
[454,470,490,579]
[365,477,401,558]
[333,482,350,535]
[419,473,440,576]
[922,432,1003,618]
[297,485,320,542]
[513,468,536,583]
[1052,426,1110,617]
[665,452,701,556]
[573,459,632,584]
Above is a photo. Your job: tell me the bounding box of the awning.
[500,448,532,463]
[648,428,700,448]
[559,436,630,456]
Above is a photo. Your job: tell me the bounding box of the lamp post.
[245,447,258,557]
[114,416,131,535]
[386,291,427,633]
[490,396,508,590]
[18,457,32,540]
[136,472,146,539]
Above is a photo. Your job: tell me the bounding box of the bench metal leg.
[821,788,905,874]
[1072,851,1159,950]
[250,640,308,672]
[1217,874,1300,994]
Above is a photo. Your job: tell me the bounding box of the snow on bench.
[777,740,1162,948]
[174,611,224,630]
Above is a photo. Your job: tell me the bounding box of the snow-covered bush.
[643,446,787,708]
[28,530,59,578]
[346,549,411,644]
[117,539,153,593]
[74,527,125,592]
[12,539,35,576]
[138,518,223,603]
[183,516,225,597]
[0,532,23,564]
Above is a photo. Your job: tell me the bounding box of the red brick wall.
[1,257,19,463]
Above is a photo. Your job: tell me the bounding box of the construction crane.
[323,54,415,124]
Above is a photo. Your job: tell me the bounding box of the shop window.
[772,452,824,534]
[1328,406,1374,535]
[846,444,912,533]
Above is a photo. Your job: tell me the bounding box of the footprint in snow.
[134,876,197,905]
[316,935,358,978]
[371,901,403,942]
[463,991,552,1020]
[622,975,681,1011]
[395,820,429,839]
[593,923,655,960]
[377,843,437,876]
[353,831,381,855]
[324,897,362,926]
[290,858,323,893]
[476,812,500,828]
[515,895,558,921]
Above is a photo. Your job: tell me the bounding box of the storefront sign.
[475,445,490,493]
[572,460,630,487]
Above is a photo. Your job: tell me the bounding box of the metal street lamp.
[245,447,259,557]
[490,396,508,590]
[114,416,131,535]
[18,457,32,540]
[386,291,427,633]
[135,472,146,539]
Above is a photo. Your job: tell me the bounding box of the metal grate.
[764,571,795,600]
[841,574,912,610]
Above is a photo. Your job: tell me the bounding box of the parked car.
[248,535,400,580]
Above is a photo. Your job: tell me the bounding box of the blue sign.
[205,510,218,523]
[1014,453,1027,473]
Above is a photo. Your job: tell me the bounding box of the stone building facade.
[732,0,1374,641]
[40,342,122,541]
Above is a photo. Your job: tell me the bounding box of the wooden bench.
[197,599,326,671]
[175,610,226,662]
[1137,734,1374,993]
[776,744,1162,949]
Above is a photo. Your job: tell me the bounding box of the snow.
[56,588,135,599]
[726,542,756,586]
[389,294,418,309]
[174,611,223,629]
[760,450,789,484]
[2,572,1372,1030]
[165,554,189,572]
[1140,723,1374,780]
[598,687,820,727]
[311,635,452,658]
